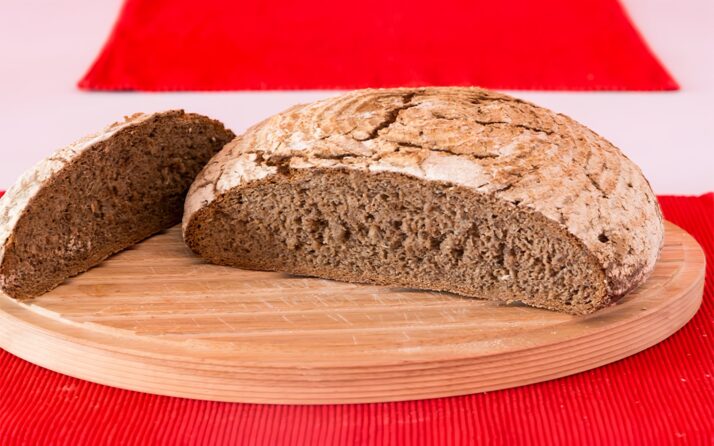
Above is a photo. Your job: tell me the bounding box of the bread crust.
[184,88,664,298]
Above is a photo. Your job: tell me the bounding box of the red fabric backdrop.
[79,0,678,91]
[0,191,712,444]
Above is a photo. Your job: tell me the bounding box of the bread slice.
[0,110,235,299]
[183,88,664,315]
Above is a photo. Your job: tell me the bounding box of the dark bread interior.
[184,168,609,314]
[0,111,234,298]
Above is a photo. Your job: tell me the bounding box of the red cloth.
[0,191,712,444]
[79,0,678,91]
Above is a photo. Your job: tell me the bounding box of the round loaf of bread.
[0,110,235,299]
[183,88,664,314]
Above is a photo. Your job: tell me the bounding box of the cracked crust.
[184,87,664,298]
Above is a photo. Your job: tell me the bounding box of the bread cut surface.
[183,88,664,314]
[0,110,235,299]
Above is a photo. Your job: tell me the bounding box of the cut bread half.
[0,110,234,299]
[183,88,664,314]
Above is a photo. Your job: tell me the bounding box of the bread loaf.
[0,110,235,299]
[182,88,663,314]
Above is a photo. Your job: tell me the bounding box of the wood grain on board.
[0,221,705,404]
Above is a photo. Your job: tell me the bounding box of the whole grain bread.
[183,88,664,314]
[0,110,235,299]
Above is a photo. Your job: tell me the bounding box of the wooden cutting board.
[0,221,704,404]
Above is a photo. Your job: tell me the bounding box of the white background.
[0,0,712,194]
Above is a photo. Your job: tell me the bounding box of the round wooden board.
[0,221,705,404]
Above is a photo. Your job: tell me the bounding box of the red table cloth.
[0,191,712,444]
[79,0,678,91]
